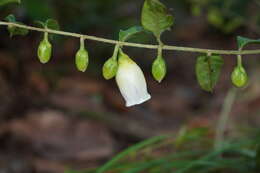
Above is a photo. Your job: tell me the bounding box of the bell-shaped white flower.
[116,51,151,107]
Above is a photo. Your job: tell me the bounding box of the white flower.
[116,51,151,107]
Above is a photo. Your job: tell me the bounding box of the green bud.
[75,47,89,72]
[231,66,248,88]
[103,58,118,80]
[152,56,167,83]
[37,33,52,64]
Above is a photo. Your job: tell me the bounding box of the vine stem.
[237,48,243,67]
[214,88,237,150]
[1,21,260,55]
[80,36,85,49]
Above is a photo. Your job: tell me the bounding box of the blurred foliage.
[1,1,260,173]
[5,14,29,36]
[0,0,20,6]
[186,0,260,33]
[0,0,143,38]
[2,0,260,35]
[66,127,260,173]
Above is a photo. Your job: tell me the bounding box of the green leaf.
[5,14,29,37]
[119,26,144,42]
[34,19,59,30]
[96,135,169,173]
[5,14,16,22]
[35,19,60,40]
[34,20,46,28]
[196,55,224,92]
[7,23,29,37]
[141,0,174,38]
[45,19,60,30]
[0,0,20,6]
[237,36,260,49]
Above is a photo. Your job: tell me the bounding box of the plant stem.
[80,36,85,49]
[158,44,163,57]
[44,32,48,40]
[1,21,260,55]
[214,88,237,150]
[237,48,243,67]
[237,55,242,67]
[112,44,120,60]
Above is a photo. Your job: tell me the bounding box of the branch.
[1,21,260,55]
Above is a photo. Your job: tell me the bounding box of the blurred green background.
[1,0,260,173]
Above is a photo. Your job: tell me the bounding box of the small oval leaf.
[119,26,144,42]
[7,23,29,37]
[41,19,60,40]
[196,55,224,92]
[5,14,16,22]
[45,19,60,30]
[5,14,29,37]
[237,36,260,49]
[141,0,174,38]
[34,20,46,28]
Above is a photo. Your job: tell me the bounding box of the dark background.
[1,0,260,172]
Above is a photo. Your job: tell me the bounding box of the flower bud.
[116,51,151,107]
[37,34,52,64]
[152,55,167,82]
[75,47,89,72]
[103,58,118,80]
[231,66,248,88]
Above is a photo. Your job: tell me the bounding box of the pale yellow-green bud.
[38,33,52,64]
[152,56,167,83]
[75,47,89,72]
[231,66,248,88]
[102,58,118,80]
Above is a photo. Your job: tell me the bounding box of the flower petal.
[116,53,151,107]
